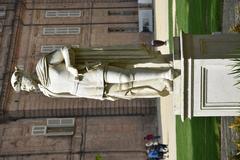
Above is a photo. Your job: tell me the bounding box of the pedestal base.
[173,31,240,120]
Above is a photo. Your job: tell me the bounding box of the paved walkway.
[154,0,170,55]
[154,0,177,160]
[157,96,176,160]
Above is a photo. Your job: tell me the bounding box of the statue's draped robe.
[36,56,106,100]
[35,45,170,100]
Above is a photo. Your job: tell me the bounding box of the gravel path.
[222,0,240,32]
[221,1,240,160]
[221,117,240,160]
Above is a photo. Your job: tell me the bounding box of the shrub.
[229,117,240,159]
[230,56,240,89]
[229,24,240,33]
[229,117,240,131]
[95,154,103,160]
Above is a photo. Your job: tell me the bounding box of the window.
[32,125,47,136]
[31,118,75,136]
[46,118,75,136]
[43,27,81,35]
[108,10,137,16]
[47,118,75,127]
[41,45,79,53]
[0,6,6,17]
[139,3,152,9]
[45,10,82,17]
[138,10,153,32]
[41,45,62,53]
[108,27,138,33]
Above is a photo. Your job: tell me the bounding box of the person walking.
[144,134,161,141]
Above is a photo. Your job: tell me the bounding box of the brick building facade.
[0,0,158,159]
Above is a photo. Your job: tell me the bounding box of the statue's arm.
[44,91,77,98]
[46,47,78,76]
[38,84,105,100]
[47,92,78,98]
[38,84,77,98]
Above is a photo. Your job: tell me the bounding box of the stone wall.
[0,1,17,111]
[0,115,157,159]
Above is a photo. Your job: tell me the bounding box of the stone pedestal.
[174,32,240,120]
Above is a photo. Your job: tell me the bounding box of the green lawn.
[176,0,222,34]
[176,117,221,160]
[169,0,223,160]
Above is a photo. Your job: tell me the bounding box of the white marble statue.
[11,47,175,100]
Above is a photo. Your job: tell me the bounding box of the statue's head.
[11,67,38,92]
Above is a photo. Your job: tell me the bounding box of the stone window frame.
[45,10,82,18]
[107,10,138,16]
[47,118,75,128]
[41,44,79,53]
[32,125,47,136]
[46,118,75,136]
[31,118,75,136]
[43,27,81,35]
[108,27,139,33]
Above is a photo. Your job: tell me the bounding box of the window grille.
[43,28,55,35]
[47,118,75,127]
[32,125,47,136]
[0,6,6,17]
[31,118,75,137]
[41,45,62,53]
[55,28,68,34]
[41,45,79,53]
[108,10,138,16]
[47,119,61,126]
[108,27,138,33]
[69,10,82,17]
[43,27,81,35]
[45,10,81,17]
[45,11,57,17]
